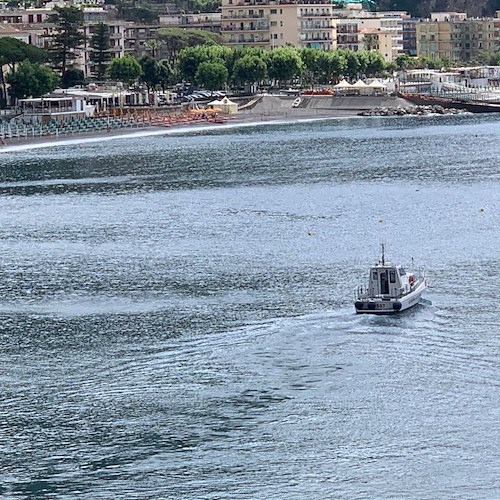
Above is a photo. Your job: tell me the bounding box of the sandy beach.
[0,94,412,152]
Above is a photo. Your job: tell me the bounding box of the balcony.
[300,33,332,41]
[222,22,270,31]
[300,23,332,30]
[226,36,270,45]
[300,40,334,50]
[222,13,267,20]
[337,35,358,44]
[298,10,332,18]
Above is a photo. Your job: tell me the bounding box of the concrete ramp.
[238,94,414,118]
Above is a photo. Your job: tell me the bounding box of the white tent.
[368,79,387,89]
[334,79,352,89]
[219,96,238,115]
[352,79,372,95]
[352,79,370,88]
[207,99,224,107]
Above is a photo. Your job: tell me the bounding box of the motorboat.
[354,246,428,314]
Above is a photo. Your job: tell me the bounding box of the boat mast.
[381,243,385,265]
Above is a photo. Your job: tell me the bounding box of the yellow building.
[416,14,500,62]
[220,0,337,50]
[220,0,408,57]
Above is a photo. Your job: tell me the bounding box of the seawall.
[237,94,415,118]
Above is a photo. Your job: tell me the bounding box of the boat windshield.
[399,267,406,276]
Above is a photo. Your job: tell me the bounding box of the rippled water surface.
[1,114,499,499]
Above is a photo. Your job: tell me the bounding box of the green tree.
[195,60,228,90]
[118,6,157,23]
[364,50,385,76]
[89,22,111,80]
[62,67,84,88]
[363,33,378,51]
[232,54,267,86]
[108,55,142,85]
[144,39,162,59]
[139,55,161,90]
[157,28,223,65]
[177,44,230,82]
[267,47,304,86]
[395,53,412,70]
[342,50,362,80]
[300,48,321,86]
[316,51,346,84]
[7,60,59,102]
[479,51,500,66]
[46,6,86,75]
[157,59,173,91]
[0,37,46,106]
[191,0,220,12]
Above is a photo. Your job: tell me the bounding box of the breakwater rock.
[359,105,469,117]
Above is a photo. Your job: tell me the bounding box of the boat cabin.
[368,263,413,298]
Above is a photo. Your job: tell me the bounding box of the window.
[390,271,396,283]
[270,8,276,14]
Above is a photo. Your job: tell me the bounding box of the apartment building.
[220,0,409,58]
[416,13,500,62]
[355,12,405,61]
[159,12,221,33]
[0,7,51,24]
[80,20,128,78]
[335,18,359,50]
[221,0,337,50]
[402,18,417,56]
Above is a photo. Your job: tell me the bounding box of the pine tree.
[46,6,86,76]
[90,22,111,81]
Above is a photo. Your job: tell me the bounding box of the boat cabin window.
[399,267,406,276]
[372,271,377,280]
[390,270,396,283]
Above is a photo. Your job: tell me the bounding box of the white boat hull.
[355,278,427,315]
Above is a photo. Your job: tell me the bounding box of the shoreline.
[0,108,361,153]
[1,94,403,152]
[2,91,489,152]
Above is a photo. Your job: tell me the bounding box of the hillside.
[376,0,500,17]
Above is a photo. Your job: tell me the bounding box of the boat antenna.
[381,243,385,265]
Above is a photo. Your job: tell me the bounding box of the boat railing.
[355,285,369,300]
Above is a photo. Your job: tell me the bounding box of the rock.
[359,105,469,117]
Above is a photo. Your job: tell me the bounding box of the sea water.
[0,114,499,499]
